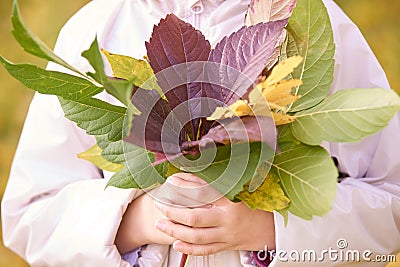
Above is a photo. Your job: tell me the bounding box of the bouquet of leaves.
[3,0,400,251]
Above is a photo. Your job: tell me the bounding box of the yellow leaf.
[264,56,303,86]
[229,99,254,116]
[248,56,303,125]
[248,86,273,117]
[102,49,164,98]
[237,172,290,212]
[263,79,302,106]
[207,101,254,121]
[102,50,151,83]
[274,94,301,108]
[78,144,124,172]
[208,56,303,125]
[207,106,234,120]
[272,112,296,125]
[166,163,180,177]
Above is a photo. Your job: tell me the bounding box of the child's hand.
[115,172,218,254]
[115,192,176,254]
[154,173,276,256]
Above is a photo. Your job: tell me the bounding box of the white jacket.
[2,0,400,266]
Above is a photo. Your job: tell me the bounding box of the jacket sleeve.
[1,0,142,266]
[271,1,400,266]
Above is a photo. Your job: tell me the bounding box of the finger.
[155,202,220,227]
[173,240,229,256]
[167,175,223,206]
[153,188,207,208]
[155,219,223,245]
[151,177,204,207]
[153,175,223,207]
[154,228,178,245]
[170,173,208,185]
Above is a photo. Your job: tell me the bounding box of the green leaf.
[277,208,289,226]
[154,161,170,178]
[277,124,302,151]
[272,143,338,220]
[81,38,107,84]
[11,0,81,74]
[172,142,274,200]
[78,144,124,172]
[106,142,167,189]
[105,78,136,107]
[81,39,135,106]
[102,50,164,97]
[0,57,103,100]
[89,57,139,135]
[291,88,400,145]
[285,0,335,111]
[106,167,140,189]
[236,168,290,212]
[96,139,168,189]
[59,97,127,142]
[97,139,126,164]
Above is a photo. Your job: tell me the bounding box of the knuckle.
[191,232,204,244]
[185,246,194,255]
[201,247,215,256]
[186,212,200,226]
[162,207,171,218]
[168,227,177,238]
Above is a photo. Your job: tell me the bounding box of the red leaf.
[126,17,285,156]
[145,14,212,139]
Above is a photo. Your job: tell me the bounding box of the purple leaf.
[244,0,296,71]
[207,20,288,105]
[126,15,284,157]
[182,116,276,151]
[145,14,212,139]
[125,88,180,154]
[245,0,297,25]
[126,88,217,155]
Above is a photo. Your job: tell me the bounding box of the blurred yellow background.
[0,1,90,266]
[0,0,399,266]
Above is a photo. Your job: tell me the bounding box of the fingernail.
[173,240,183,251]
[167,175,179,185]
[155,220,165,231]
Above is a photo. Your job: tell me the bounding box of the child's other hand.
[154,173,276,256]
[115,191,176,254]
